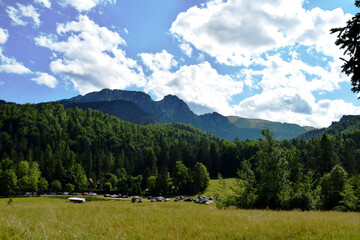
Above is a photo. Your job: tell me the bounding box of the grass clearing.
[0,196,359,239]
[204,178,236,197]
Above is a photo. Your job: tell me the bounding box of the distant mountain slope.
[228,116,311,140]
[63,100,161,125]
[200,113,262,140]
[299,115,360,140]
[60,89,312,141]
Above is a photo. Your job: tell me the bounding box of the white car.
[68,197,86,203]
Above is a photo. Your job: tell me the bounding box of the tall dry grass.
[0,196,359,239]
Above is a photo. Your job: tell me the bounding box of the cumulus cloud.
[35,15,145,94]
[179,42,192,57]
[31,72,58,88]
[234,89,360,128]
[140,50,177,72]
[0,28,8,44]
[35,0,51,8]
[60,0,115,12]
[170,0,351,66]
[169,0,359,127]
[0,49,31,74]
[0,28,31,75]
[6,3,41,27]
[142,50,243,114]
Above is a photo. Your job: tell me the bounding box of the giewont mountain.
[60,89,311,140]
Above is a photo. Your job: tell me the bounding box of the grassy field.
[1,196,360,240]
[204,178,236,197]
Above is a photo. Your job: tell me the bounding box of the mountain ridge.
[59,89,312,141]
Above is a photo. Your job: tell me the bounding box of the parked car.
[104,194,111,197]
[164,198,171,202]
[121,195,128,198]
[150,198,155,202]
[82,192,89,196]
[68,197,86,203]
[138,199,143,203]
[89,193,97,196]
[156,197,164,202]
[184,198,193,202]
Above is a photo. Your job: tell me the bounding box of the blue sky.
[0,0,359,128]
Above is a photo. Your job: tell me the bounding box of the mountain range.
[59,89,313,141]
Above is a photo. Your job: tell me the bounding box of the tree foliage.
[331,1,360,94]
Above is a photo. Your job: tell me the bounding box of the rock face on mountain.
[60,89,312,141]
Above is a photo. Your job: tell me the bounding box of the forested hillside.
[299,115,360,140]
[0,103,258,196]
[0,103,359,210]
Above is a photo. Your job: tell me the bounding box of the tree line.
[0,103,214,196]
[0,103,359,210]
[217,129,360,211]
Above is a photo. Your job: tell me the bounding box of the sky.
[0,0,360,128]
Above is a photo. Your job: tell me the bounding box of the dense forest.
[0,103,359,210]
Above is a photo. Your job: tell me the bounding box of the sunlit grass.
[205,178,236,195]
[0,196,359,239]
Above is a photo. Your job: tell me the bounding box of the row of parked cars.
[104,194,129,198]
[128,195,216,205]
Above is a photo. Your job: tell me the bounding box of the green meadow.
[0,195,359,240]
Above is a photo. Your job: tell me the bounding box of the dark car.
[184,198,193,202]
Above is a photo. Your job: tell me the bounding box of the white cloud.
[169,0,358,127]
[35,0,51,8]
[140,50,177,72]
[0,28,8,44]
[0,28,31,74]
[60,0,115,12]
[35,15,145,94]
[170,0,351,66]
[31,72,58,88]
[0,49,31,74]
[6,3,41,27]
[179,42,192,57]
[142,50,243,114]
[234,89,360,128]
